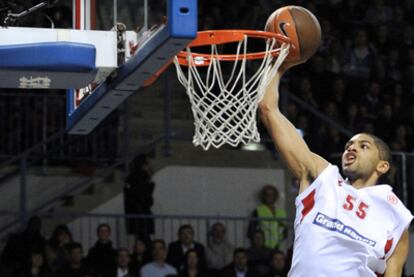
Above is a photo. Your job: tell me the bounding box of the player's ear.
[376,160,390,175]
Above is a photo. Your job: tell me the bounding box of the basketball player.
[258,69,413,276]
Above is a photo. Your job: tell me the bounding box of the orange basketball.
[265,6,322,64]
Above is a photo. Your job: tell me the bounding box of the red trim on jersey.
[301,189,316,222]
[384,238,393,255]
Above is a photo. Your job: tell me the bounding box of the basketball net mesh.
[174,37,290,150]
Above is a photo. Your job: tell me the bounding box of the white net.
[174,35,290,150]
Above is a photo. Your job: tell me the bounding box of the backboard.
[0,0,197,135]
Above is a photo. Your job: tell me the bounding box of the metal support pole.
[393,152,408,206]
[20,155,28,224]
[144,0,148,30]
[42,95,48,175]
[163,70,172,156]
[401,153,408,206]
[122,101,130,179]
[113,0,118,26]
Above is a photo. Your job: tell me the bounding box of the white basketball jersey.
[289,165,413,277]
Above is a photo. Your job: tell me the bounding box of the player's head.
[342,133,391,183]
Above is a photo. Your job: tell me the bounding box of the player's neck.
[350,175,378,189]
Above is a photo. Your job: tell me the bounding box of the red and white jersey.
[289,165,413,277]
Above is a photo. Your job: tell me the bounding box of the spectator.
[364,0,393,27]
[372,25,391,56]
[319,125,347,160]
[124,154,155,243]
[87,223,116,276]
[392,124,410,151]
[344,103,359,131]
[248,185,287,250]
[370,60,388,86]
[343,29,375,79]
[360,81,381,117]
[166,225,207,271]
[246,230,272,276]
[1,216,46,276]
[325,39,346,75]
[375,104,395,142]
[18,250,53,277]
[285,102,299,125]
[401,25,414,49]
[388,6,407,44]
[297,78,319,108]
[55,242,94,277]
[44,243,62,274]
[220,248,259,277]
[179,249,208,277]
[323,102,342,124]
[48,225,73,268]
[308,55,329,94]
[337,0,365,31]
[104,248,136,277]
[385,49,402,82]
[130,239,150,275]
[140,240,177,277]
[330,78,346,113]
[266,250,288,277]
[205,222,234,274]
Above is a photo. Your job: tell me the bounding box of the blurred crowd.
[0,185,289,277]
[200,0,414,156]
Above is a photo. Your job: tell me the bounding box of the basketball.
[265,6,322,64]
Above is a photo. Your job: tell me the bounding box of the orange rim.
[176,30,291,66]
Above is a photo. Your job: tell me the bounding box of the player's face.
[342,134,380,180]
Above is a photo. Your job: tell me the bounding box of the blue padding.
[0,42,96,72]
[168,0,197,38]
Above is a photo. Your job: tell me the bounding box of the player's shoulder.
[316,163,342,183]
[367,185,412,215]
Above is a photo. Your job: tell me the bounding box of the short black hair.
[233,247,247,257]
[260,185,280,203]
[271,249,286,257]
[66,242,83,253]
[361,133,392,164]
[152,239,166,249]
[253,229,265,237]
[178,224,194,236]
[97,223,111,234]
[117,247,129,255]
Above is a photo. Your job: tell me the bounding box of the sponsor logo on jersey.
[313,212,376,247]
[387,194,398,204]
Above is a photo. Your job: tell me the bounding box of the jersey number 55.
[343,194,369,219]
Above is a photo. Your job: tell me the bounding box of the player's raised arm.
[259,70,328,193]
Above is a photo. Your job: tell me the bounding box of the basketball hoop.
[174,30,291,150]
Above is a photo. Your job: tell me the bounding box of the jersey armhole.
[295,164,334,205]
[385,207,413,260]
